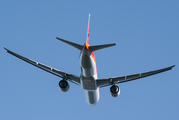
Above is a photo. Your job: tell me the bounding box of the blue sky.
[1,0,179,120]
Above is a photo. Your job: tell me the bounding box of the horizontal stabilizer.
[89,43,116,52]
[56,37,83,50]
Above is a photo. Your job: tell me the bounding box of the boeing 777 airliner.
[4,14,175,105]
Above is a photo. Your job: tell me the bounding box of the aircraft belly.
[80,59,98,90]
[82,68,93,78]
[81,79,96,90]
[84,88,100,105]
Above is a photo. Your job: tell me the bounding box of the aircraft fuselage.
[79,43,100,104]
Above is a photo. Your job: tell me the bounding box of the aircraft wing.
[3,47,81,85]
[96,65,175,87]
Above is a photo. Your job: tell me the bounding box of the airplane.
[4,14,175,105]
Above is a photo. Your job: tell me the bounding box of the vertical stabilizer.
[86,14,90,44]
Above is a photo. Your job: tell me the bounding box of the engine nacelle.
[109,85,120,97]
[59,80,69,92]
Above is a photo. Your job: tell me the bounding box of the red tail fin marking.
[86,14,90,44]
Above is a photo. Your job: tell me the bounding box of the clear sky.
[1,0,179,120]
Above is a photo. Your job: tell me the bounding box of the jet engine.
[109,85,120,97]
[59,80,69,92]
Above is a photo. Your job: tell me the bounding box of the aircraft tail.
[85,14,116,51]
[56,37,116,51]
[56,14,116,52]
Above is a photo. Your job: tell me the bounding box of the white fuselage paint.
[79,49,100,105]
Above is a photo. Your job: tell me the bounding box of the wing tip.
[171,65,176,69]
[3,47,8,51]
[56,37,59,40]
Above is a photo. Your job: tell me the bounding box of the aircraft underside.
[80,49,99,104]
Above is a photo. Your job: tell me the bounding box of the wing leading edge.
[3,47,80,85]
[4,47,175,88]
[96,65,175,87]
